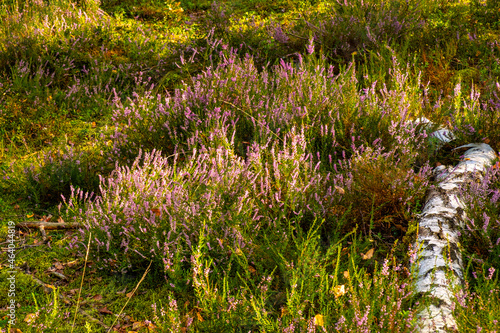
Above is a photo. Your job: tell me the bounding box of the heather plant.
[109,50,429,163]
[454,272,500,332]
[107,50,432,247]
[63,144,422,330]
[460,165,500,280]
[64,129,346,273]
[273,0,422,63]
[447,82,500,151]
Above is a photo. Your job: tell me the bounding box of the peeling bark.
[415,143,497,332]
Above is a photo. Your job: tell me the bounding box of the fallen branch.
[16,221,82,230]
[415,143,497,332]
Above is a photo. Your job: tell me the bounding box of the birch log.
[415,143,497,332]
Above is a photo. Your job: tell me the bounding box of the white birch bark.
[415,142,497,332]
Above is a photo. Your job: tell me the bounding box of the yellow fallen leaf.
[314,314,324,326]
[361,248,374,260]
[196,312,204,322]
[332,285,346,298]
[24,313,38,324]
[334,186,345,195]
[132,321,144,330]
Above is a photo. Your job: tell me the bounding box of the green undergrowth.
[1,0,500,331]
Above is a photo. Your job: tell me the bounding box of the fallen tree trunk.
[415,143,497,332]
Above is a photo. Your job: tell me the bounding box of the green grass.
[0,0,499,331]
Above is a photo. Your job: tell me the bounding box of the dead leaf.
[361,248,374,260]
[334,186,345,195]
[66,260,78,267]
[93,294,103,301]
[314,314,324,326]
[40,215,52,222]
[332,285,346,298]
[132,322,144,330]
[57,216,65,223]
[54,262,63,270]
[343,271,350,279]
[151,208,161,217]
[24,313,38,324]
[99,307,113,315]
[248,265,257,274]
[436,162,442,167]
[196,312,204,322]
[8,329,23,333]
[13,204,20,210]
[126,291,134,298]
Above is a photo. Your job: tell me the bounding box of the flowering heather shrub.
[110,50,428,163]
[65,128,347,273]
[107,51,431,242]
[274,0,422,61]
[448,81,500,151]
[64,140,422,330]
[460,165,500,276]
